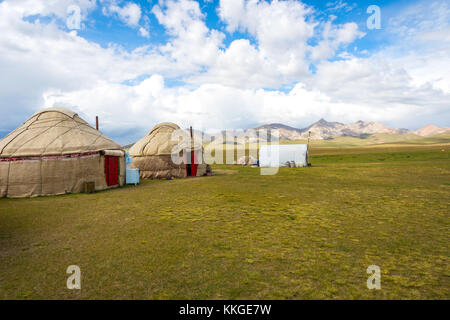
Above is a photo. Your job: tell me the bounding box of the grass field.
[0,145,449,299]
[203,133,450,163]
[284,133,450,147]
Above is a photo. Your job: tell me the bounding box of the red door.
[104,156,119,186]
[190,151,198,177]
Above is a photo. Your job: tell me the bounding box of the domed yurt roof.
[0,107,122,157]
[129,122,202,157]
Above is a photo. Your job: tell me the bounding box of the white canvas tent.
[259,144,308,167]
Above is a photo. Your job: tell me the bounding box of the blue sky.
[0,0,449,144]
[70,1,396,50]
[68,0,394,62]
[72,1,412,56]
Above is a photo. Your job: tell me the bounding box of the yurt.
[0,107,125,198]
[129,122,207,179]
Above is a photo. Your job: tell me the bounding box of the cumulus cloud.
[0,0,448,143]
[43,71,448,144]
[326,0,357,12]
[310,18,365,60]
[2,0,97,21]
[102,1,151,37]
[210,0,365,86]
[388,0,450,42]
[0,0,166,136]
[383,0,450,94]
[139,26,150,38]
[151,0,225,70]
[103,1,142,27]
[217,0,316,80]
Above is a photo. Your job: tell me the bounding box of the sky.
[0,0,449,144]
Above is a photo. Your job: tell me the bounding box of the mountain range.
[123,120,450,148]
[255,119,450,140]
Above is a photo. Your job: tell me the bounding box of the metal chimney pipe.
[96,116,99,131]
[190,126,194,151]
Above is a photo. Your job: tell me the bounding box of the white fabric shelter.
[259,144,308,167]
[0,107,125,198]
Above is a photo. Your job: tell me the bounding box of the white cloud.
[217,0,246,33]
[0,0,171,135]
[41,75,357,136]
[103,1,142,27]
[382,0,450,94]
[326,0,357,12]
[218,0,316,79]
[43,71,449,144]
[388,1,450,42]
[0,0,449,143]
[310,17,365,60]
[151,0,225,69]
[139,26,149,38]
[2,0,97,21]
[213,0,365,86]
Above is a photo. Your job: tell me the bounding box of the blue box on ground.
[125,152,139,185]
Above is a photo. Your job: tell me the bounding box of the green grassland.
[285,133,450,147]
[204,133,450,162]
[0,145,449,299]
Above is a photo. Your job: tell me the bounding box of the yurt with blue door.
[0,107,125,198]
[129,122,207,179]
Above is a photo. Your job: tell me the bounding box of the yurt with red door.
[129,122,207,179]
[0,107,125,198]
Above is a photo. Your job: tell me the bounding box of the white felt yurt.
[0,107,125,198]
[129,122,207,179]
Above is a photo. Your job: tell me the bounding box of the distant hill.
[256,119,450,140]
[256,123,304,140]
[256,123,303,132]
[123,120,450,148]
[413,124,450,136]
[122,143,135,150]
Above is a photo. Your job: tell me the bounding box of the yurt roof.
[129,122,202,156]
[0,107,122,157]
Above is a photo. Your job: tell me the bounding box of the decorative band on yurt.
[0,151,100,162]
